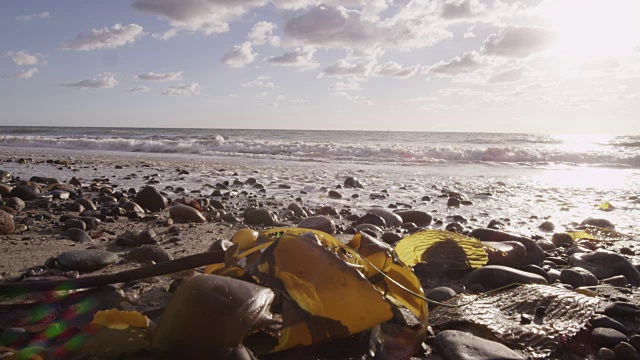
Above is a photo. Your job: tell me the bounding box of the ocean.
[1,126,639,237]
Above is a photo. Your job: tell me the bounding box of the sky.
[1,0,639,134]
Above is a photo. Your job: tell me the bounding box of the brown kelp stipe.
[0,250,224,297]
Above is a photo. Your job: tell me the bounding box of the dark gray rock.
[591,327,628,348]
[580,218,615,229]
[484,241,527,268]
[605,302,640,318]
[539,221,555,231]
[395,210,432,227]
[470,228,544,265]
[367,208,403,227]
[287,203,307,218]
[614,342,640,360]
[519,265,550,282]
[75,198,97,211]
[298,215,336,235]
[9,185,40,200]
[65,203,84,212]
[560,268,586,288]
[127,245,173,263]
[602,275,628,287]
[61,228,93,243]
[244,208,276,226]
[344,176,363,189]
[426,287,456,304]
[465,265,548,290]
[435,330,524,360]
[591,316,627,334]
[137,228,158,245]
[64,219,87,231]
[447,198,461,208]
[56,249,118,272]
[327,190,342,199]
[4,197,25,212]
[381,232,402,244]
[569,251,640,286]
[356,213,387,227]
[0,209,15,235]
[134,186,168,212]
[169,204,206,223]
[552,233,574,247]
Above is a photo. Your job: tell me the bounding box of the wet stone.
[435,330,524,360]
[0,209,15,235]
[605,302,640,318]
[592,327,629,349]
[465,265,548,291]
[591,316,627,334]
[614,342,640,360]
[297,215,336,235]
[569,251,640,286]
[367,208,403,227]
[134,186,168,212]
[61,228,93,243]
[56,249,118,272]
[127,245,173,263]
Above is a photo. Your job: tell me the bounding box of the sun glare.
[542,0,639,60]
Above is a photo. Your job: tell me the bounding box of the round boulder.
[298,215,336,235]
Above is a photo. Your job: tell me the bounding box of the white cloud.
[161,83,200,96]
[374,61,420,78]
[425,51,484,75]
[441,0,486,19]
[406,96,436,103]
[487,67,525,83]
[290,98,309,103]
[482,26,556,57]
[242,77,275,88]
[7,50,40,66]
[265,48,318,69]
[152,28,178,40]
[62,73,118,88]
[16,12,50,21]
[463,26,476,38]
[133,0,266,36]
[128,86,151,93]
[135,71,184,82]
[222,42,256,68]
[248,21,280,46]
[3,67,39,79]
[329,81,362,91]
[61,24,146,51]
[323,59,376,77]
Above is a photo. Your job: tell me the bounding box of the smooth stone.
[169,204,206,223]
[580,218,615,229]
[536,239,556,251]
[465,265,548,290]
[381,232,402,244]
[327,190,342,199]
[0,170,13,181]
[560,269,585,288]
[244,208,276,226]
[356,213,387,227]
[4,197,25,212]
[0,183,12,196]
[0,209,15,235]
[629,335,640,352]
[592,327,629,348]
[287,203,307,218]
[61,228,93,243]
[426,287,456,305]
[602,275,628,287]
[366,208,403,227]
[484,241,527,268]
[605,302,640,318]
[519,265,550,282]
[539,221,555,231]
[297,215,336,235]
[569,251,640,286]
[122,201,145,214]
[133,186,168,212]
[565,246,591,256]
[127,245,173,263]
[74,198,97,211]
[552,233,574,247]
[56,250,118,272]
[9,185,40,200]
[344,176,363,189]
[447,198,461,208]
[354,223,383,234]
[137,228,158,245]
[65,203,84,212]
[64,219,86,231]
[599,347,616,360]
[572,267,598,286]
[591,316,627,334]
[435,330,524,360]
[614,342,640,360]
[395,210,432,227]
[470,228,544,265]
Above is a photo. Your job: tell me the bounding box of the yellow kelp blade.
[394,230,488,269]
[566,231,596,241]
[568,227,630,242]
[82,310,151,358]
[380,263,428,324]
[598,201,614,211]
[256,232,394,351]
[91,309,149,330]
[347,232,394,278]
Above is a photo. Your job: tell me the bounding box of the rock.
[0,183,12,196]
[630,335,640,352]
[447,198,461,208]
[367,208,403,227]
[604,302,640,318]
[133,186,168,212]
[539,221,555,231]
[61,228,93,243]
[395,210,432,227]
[244,208,276,226]
[484,241,527,268]
[536,239,556,251]
[465,265,548,291]
[0,209,15,235]
[602,275,628,287]
[287,203,307,218]
[591,327,628,348]
[169,204,206,223]
[75,198,97,211]
[9,184,40,200]
[327,190,342,199]
[426,287,456,305]
[599,347,616,360]
[446,222,463,233]
[560,269,586,288]
[356,213,387,227]
[591,316,627,334]
[381,232,402,244]
[569,251,640,286]
[137,228,158,245]
[56,250,118,272]
[127,245,173,263]
[318,206,339,216]
[580,218,615,229]
[519,265,550,282]
[4,197,25,212]
[573,267,598,286]
[344,177,363,189]
[614,342,640,360]
[64,219,87,231]
[0,170,13,182]
[470,228,544,265]
[552,233,574,247]
[297,215,336,235]
[435,330,524,360]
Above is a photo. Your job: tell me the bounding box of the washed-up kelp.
[567,226,632,242]
[394,230,488,269]
[203,227,428,353]
[429,284,599,358]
